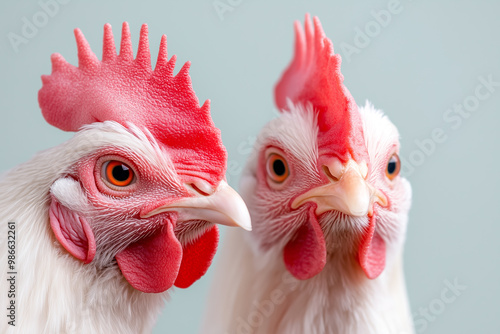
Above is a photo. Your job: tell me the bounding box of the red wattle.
[357,215,386,279]
[283,208,326,280]
[174,225,219,288]
[116,222,182,293]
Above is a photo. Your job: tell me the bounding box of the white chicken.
[203,15,413,334]
[0,23,250,333]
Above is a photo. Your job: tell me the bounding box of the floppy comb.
[274,15,367,163]
[39,22,226,185]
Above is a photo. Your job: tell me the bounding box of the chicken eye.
[266,153,289,184]
[103,161,135,187]
[386,154,401,180]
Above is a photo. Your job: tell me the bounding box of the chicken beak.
[291,159,388,217]
[141,181,252,231]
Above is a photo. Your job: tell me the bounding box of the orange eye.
[103,161,135,187]
[266,153,289,184]
[386,154,401,180]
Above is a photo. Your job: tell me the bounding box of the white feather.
[0,122,170,333]
[202,102,414,334]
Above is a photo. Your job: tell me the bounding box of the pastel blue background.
[1,1,499,333]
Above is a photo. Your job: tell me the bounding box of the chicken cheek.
[49,199,96,264]
[174,225,219,289]
[283,207,326,280]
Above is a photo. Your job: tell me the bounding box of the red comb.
[274,15,367,163]
[39,22,226,185]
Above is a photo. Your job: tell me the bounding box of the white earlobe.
[50,177,89,213]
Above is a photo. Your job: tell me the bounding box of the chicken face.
[239,16,411,281]
[38,23,251,293]
[49,123,250,293]
[242,104,411,280]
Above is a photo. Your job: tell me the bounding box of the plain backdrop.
[1,1,499,333]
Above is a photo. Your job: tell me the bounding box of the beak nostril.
[322,165,339,182]
[189,183,211,197]
[185,180,215,197]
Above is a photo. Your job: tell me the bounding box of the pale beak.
[141,181,252,231]
[291,159,387,217]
